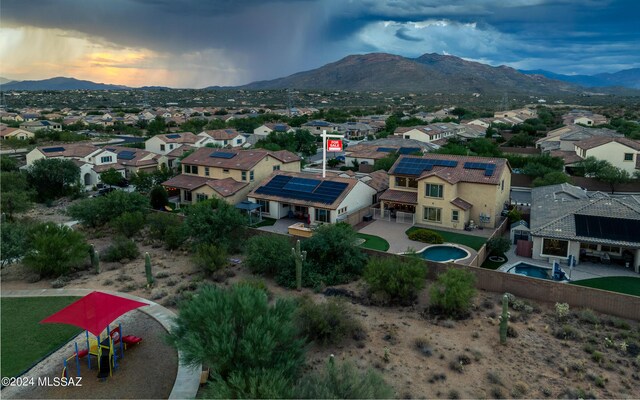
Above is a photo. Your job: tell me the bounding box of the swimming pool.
[504,262,570,282]
[417,245,470,263]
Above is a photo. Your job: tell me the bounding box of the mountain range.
[2,53,639,93]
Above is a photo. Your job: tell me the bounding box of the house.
[145,132,211,156]
[0,127,35,140]
[562,109,608,126]
[20,120,62,132]
[344,138,435,167]
[529,183,640,272]
[198,129,246,148]
[536,125,621,152]
[378,154,511,230]
[493,108,536,120]
[336,122,375,140]
[247,171,377,224]
[19,113,40,122]
[162,148,300,205]
[253,123,295,137]
[573,136,640,175]
[301,120,339,135]
[394,123,465,143]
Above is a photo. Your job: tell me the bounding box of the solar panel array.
[398,147,421,155]
[166,134,181,139]
[117,151,136,160]
[463,162,496,176]
[377,147,396,153]
[42,147,65,153]
[255,175,348,204]
[210,151,236,159]
[393,158,458,176]
[575,215,640,243]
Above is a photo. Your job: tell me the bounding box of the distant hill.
[234,53,581,95]
[520,68,640,89]
[1,77,130,91]
[0,77,14,85]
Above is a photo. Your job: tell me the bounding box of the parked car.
[116,178,129,188]
[335,155,345,162]
[96,187,117,196]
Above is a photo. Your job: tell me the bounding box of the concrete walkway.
[1,288,200,400]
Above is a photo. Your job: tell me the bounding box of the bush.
[149,185,169,210]
[146,212,181,239]
[294,297,364,345]
[68,191,149,228]
[184,199,247,252]
[23,222,89,277]
[429,268,476,318]
[486,236,511,256]
[408,228,444,244]
[102,236,139,262]
[1,220,35,268]
[168,284,305,399]
[295,359,394,399]
[363,256,427,305]
[111,211,146,237]
[192,243,228,273]
[277,223,367,289]
[245,234,294,275]
[163,223,188,250]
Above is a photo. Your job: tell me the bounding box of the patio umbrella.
[40,291,149,336]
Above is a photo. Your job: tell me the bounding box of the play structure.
[41,291,147,380]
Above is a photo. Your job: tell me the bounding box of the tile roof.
[205,177,249,197]
[344,138,435,160]
[162,174,212,191]
[362,170,390,192]
[106,146,161,168]
[155,132,198,144]
[550,150,583,165]
[93,163,125,173]
[379,189,418,204]
[37,143,99,158]
[450,197,473,210]
[180,147,299,170]
[575,136,640,151]
[201,129,241,140]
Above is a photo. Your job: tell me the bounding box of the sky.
[1,0,639,88]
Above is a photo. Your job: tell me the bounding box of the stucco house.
[343,138,435,167]
[247,171,377,224]
[530,183,640,272]
[301,120,339,135]
[535,125,621,152]
[573,136,640,175]
[393,123,465,143]
[253,123,295,137]
[493,108,536,120]
[198,129,246,148]
[20,120,62,132]
[145,132,212,155]
[378,154,511,229]
[562,109,608,126]
[0,127,35,140]
[162,148,300,205]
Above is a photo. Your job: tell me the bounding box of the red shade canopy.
[41,292,149,336]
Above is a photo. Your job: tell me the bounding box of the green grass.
[356,233,390,252]
[481,253,508,270]
[405,227,487,250]
[1,296,81,378]
[252,217,277,228]
[570,277,640,297]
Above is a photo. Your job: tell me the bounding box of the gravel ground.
[2,310,177,399]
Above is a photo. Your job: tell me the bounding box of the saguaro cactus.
[145,252,154,286]
[292,240,307,291]
[90,244,100,274]
[499,293,510,344]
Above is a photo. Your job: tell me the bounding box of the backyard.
[405,226,487,250]
[571,277,640,297]
[356,233,390,251]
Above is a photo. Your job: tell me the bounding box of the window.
[191,166,198,175]
[273,165,280,171]
[250,170,254,181]
[338,207,348,214]
[236,138,242,144]
[241,171,247,181]
[452,210,459,222]
[541,238,569,257]
[204,167,210,176]
[408,178,418,188]
[223,169,229,173]
[183,190,192,202]
[257,199,270,214]
[580,243,598,251]
[423,207,441,222]
[315,208,330,223]
[160,144,165,151]
[395,177,407,187]
[501,179,504,191]
[601,245,620,254]
[196,193,208,202]
[425,183,443,198]
[224,140,228,145]
[624,153,633,161]
[404,135,410,139]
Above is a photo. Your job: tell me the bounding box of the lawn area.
[570,277,640,297]
[480,254,508,270]
[356,233,390,252]
[252,217,277,228]
[1,296,81,378]
[405,227,487,250]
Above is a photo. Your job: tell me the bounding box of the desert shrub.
[415,337,433,356]
[429,268,476,318]
[486,236,511,255]
[554,324,581,341]
[294,359,394,399]
[293,297,363,345]
[23,222,89,277]
[1,220,36,268]
[245,234,294,275]
[408,228,444,244]
[192,243,228,273]
[68,191,149,227]
[236,279,271,298]
[277,223,367,289]
[555,303,570,320]
[487,371,502,385]
[111,211,146,237]
[184,199,247,252]
[163,223,188,250]
[168,284,305,399]
[578,308,600,325]
[149,185,169,210]
[363,256,427,305]
[146,212,181,240]
[102,236,139,262]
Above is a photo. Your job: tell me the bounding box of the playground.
[1,297,178,399]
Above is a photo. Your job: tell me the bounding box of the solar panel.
[398,147,421,155]
[377,147,396,153]
[166,134,181,139]
[255,175,347,204]
[575,215,640,243]
[210,152,236,159]
[42,147,65,153]
[118,151,136,160]
[283,177,320,193]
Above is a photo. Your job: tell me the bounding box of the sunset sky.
[2,0,639,88]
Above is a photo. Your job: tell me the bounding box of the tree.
[575,156,610,177]
[486,236,511,256]
[596,165,631,193]
[146,116,167,135]
[26,158,81,202]
[100,168,123,187]
[130,171,155,193]
[245,234,294,276]
[507,133,535,147]
[68,191,149,228]
[168,284,305,399]
[0,171,34,219]
[0,156,18,172]
[184,199,247,252]
[532,171,570,187]
[373,152,399,171]
[363,256,427,305]
[1,221,32,268]
[149,185,169,209]
[429,268,476,318]
[23,222,89,277]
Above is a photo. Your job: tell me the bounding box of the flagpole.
[322,130,327,178]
